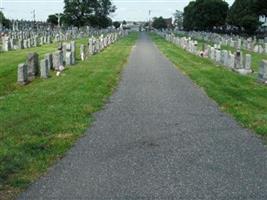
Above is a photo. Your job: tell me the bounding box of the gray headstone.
[27,52,39,78]
[52,51,64,71]
[40,59,49,79]
[234,50,243,69]
[17,63,28,85]
[245,54,252,70]
[65,52,73,66]
[80,44,85,61]
[70,41,76,64]
[258,60,267,82]
[44,53,53,70]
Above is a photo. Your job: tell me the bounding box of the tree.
[227,0,261,34]
[253,0,267,16]
[152,17,167,30]
[47,14,58,26]
[63,0,116,28]
[113,21,121,29]
[0,11,11,29]
[174,10,183,30]
[183,0,229,31]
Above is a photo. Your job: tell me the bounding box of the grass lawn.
[0,32,138,200]
[150,33,267,137]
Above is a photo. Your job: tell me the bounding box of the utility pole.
[148,10,151,31]
[31,9,36,30]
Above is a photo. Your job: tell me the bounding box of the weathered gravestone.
[71,41,76,64]
[228,53,235,69]
[44,53,53,69]
[234,50,243,69]
[40,59,49,79]
[17,63,28,85]
[27,52,39,78]
[258,60,267,82]
[2,36,11,51]
[80,45,85,61]
[52,51,64,71]
[222,50,228,66]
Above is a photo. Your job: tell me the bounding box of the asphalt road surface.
[18,33,267,200]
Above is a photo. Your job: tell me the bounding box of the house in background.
[164,18,173,29]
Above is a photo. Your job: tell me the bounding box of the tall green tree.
[152,17,167,30]
[183,0,228,31]
[227,0,261,34]
[253,0,267,16]
[63,0,115,28]
[0,11,11,29]
[113,21,121,29]
[174,10,183,30]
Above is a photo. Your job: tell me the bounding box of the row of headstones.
[17,31,128,85]
[1,29,121,52]
[17,41,76,85]
[174,30,267,55]
[2,35,53,51]
[160,32,267,83]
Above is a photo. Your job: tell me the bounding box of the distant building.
[164,18,173,29]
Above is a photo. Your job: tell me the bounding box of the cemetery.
[0,0,267,199]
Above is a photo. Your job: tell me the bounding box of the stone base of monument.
[234,68,253,75]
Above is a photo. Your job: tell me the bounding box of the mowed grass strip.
[0,32,138,200]
[150,33,267,137]
[0,38,88,97]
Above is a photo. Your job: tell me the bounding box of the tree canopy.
[174,10,183,30]
[63,0,115,28]
[113,21,121,29]
[152,17,167,30]
[0,11,11,29]
[227,0,263,34]
[183,0,229,31]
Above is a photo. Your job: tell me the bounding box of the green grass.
[0,32,138,200]
[150,33,267,137]
[0,38,88,97]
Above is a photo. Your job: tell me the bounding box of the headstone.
[17,63,28,85]
[258,60,267,82]
[18,39,24,49]
[265,43,267,54]
[80,45,85,61]
[70,41,76,64]
[44,53,53,69]
[65,52,73,66]
[234,50,243,69]
[210,47,215,60]
[27,52,39,78]
[245,54,252,70]
[52,51,64,71]
[228,53,235,69]
[222,50,228,66]
[40,59,49,79]
[2,36,11,51]
[215,50,221,63]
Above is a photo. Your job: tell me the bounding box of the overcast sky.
[1,0,235,22]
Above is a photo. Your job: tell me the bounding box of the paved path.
[19,33,267,200]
